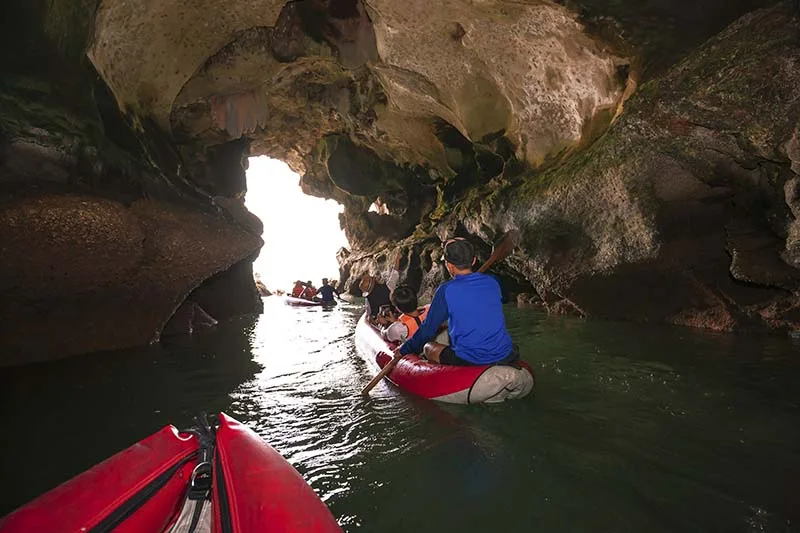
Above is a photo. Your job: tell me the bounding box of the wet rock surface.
[0,192,262,365]
[340,2,800,333]
[362,4,800,330]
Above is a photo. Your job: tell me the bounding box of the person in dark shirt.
[317,278,340,304]
[361,250,402,322]
[396,238,518,366]
[360,273,392,322]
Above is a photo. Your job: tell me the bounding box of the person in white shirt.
[376,304,408,343]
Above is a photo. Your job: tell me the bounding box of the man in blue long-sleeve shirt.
[396,238,518,366]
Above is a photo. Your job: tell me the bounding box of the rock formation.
[1,0,798,364]
[337,1,800,334]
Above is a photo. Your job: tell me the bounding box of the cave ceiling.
[88,0,780,248]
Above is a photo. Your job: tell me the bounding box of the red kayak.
[355,313,535,404]
[0,413,341,533]
[283,296,323,307]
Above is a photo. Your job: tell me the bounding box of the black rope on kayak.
[168,414,218,533]
[188,416,214,494]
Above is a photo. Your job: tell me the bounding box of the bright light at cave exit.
[245,156,349,291]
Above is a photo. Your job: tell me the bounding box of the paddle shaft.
[361,353,402,395]
[360,230,520,396]
[477,229,519,274]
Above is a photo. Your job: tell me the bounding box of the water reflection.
[1,300,799,532]
[0,314,262,513]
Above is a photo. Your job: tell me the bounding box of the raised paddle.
[360,230,521,396]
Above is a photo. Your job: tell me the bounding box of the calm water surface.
[2,297,799,532]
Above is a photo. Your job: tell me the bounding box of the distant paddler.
[317,278,342,305]
[291,280,305,298]
[300,280,317,300]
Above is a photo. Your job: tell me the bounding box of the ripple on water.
[2,300,799,532]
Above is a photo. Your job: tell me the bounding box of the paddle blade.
[478,229,521,273]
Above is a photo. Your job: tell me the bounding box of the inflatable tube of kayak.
[283,296,324,307]
[355,313,535,404]
[0,413,341,533]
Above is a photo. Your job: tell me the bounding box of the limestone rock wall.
[0,0,266,365]
[342,3,800,333]
[367,0,627,165]
[500,2,800,332]
[0,193,262,365]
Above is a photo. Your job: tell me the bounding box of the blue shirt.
[318,285,338,302]
[399,272,513,364]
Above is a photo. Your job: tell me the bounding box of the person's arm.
[399,285,448,355]
[386,269,400,293]
[385,249,403,293]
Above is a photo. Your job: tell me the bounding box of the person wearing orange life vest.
[291,280,305,298]
[300,280,317,300]
[380,284,428,343]
[384,284,451,345]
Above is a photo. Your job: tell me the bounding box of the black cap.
[443,238,475,268]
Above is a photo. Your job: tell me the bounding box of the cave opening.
[244,156,349,293]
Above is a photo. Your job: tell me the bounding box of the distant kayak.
[283,296,323,307]
[355,313,535,404]
[0,413,341,533]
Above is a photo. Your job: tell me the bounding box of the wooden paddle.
[360,230,520,396]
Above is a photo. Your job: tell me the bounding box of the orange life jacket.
[291,284,304,297]
[398,305,429,338]
[302,287,317,299]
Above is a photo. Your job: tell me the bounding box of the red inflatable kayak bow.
[0,413,341,533]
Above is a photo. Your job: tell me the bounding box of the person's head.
[306,280,314,287]
[295,280,303,286]
[391,284,418,314]
[442,237,476,277]
[359,274,376,296]
[377,304,399,326]
[322,278,329,286]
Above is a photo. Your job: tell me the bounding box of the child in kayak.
[376,304,404,343]
[387,284,428,342]
[389,284,449,345]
